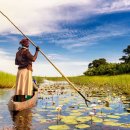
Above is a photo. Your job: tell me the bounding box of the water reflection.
[10,109,33,130]
[1,84,130,130]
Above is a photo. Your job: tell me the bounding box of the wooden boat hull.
[8,91,38,111]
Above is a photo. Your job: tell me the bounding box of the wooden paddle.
[0,11,90,106]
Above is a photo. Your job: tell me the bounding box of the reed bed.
[0,70,130,95]
[45,74,130,85]
[45,74,130,95]
[33,76,44,83]
[0,71,16,88]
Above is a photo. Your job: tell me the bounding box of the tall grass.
[0,70,130,95]
[33,76,44,83]
[45,74,130,85]
[0,72,44,88]
[45,74,130,95]
[0,71,16,88]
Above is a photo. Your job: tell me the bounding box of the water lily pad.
[126,108,130,112]
[103,107,112,110]
[120,123,130,128]
[71,110,81,113]
[61,116,78,124]
[107,115,120,119]
[76,116,91,123]
[84,107,91,110]
[93,105,103,110]
[92,116,103,123]
[115,113,129,116]
[103,121,121,127]
[104,119,118,122]
[40,119,47,123]
[70,112,82,116]
[49,125,70,130]
[96,112,106,117]
[75,124,90,129]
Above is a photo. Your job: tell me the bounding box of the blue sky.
[0,0,130,76]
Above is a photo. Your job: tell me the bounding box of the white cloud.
[0,0,130,35]
[101,0,130,13]
[0,49,17,74]
[0,48,89,76]
[47,53,69,61]
[0,0,91,35]
[33,61,89,76]
[80,0,130,15]
[0,0,128,76]
[53,24,129,50]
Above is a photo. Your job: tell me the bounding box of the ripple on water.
[0,85,130,130]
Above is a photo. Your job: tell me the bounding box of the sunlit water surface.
[0,84,130,130]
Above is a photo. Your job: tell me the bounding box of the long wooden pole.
[0,11,90,104]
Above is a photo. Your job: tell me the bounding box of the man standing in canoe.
[15,38,39,102]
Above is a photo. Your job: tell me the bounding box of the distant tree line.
[84,45,130,76]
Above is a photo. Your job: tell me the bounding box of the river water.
[0,84,130,130]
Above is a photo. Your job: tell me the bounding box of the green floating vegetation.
[61,116,78,125]
[107,115,120,119]
[48,125,70,130]
[126,108,130,112]
[104,119,118,122]
[92,116,103,123]
[120,123,130,128]
[0,71,44,88]
[44,74,130,95]
[103,121,122,127]
[0,71,16,88]
[70,112,82,116]
[103,107,112,110]
[75,124,90,129]
[76,116,91,123]
[39,119,47,123]
[103,121,130,128]
[71,110,81,113]
[33,76,44,83]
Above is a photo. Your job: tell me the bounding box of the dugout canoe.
[8,91,38,111]
[8,83,39,111]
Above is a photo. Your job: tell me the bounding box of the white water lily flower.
[59,105,63,107]
[90,104,97,107]
[56,106,62,112]
[89,112,95,115]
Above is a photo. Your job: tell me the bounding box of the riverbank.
[0,71,44,88]
[1,71,130,95]
[46,74,130,85]
[0,71,16,88]
[45,74,130,95]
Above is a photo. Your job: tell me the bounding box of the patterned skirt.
[15,68,33,95]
